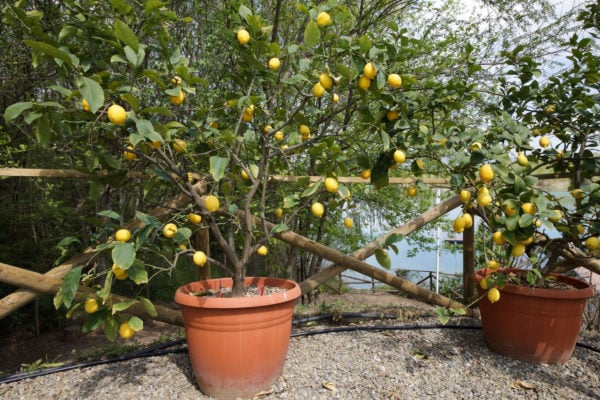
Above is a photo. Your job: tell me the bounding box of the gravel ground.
[1,317,599,400]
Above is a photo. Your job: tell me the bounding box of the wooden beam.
[0,262,183,326]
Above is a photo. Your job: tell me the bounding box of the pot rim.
[474,268,595,300]
[174,276,301,309]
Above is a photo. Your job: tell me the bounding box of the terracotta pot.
[174,277,301,400]
[474,268,594,364]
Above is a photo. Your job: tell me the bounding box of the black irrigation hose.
[1,316,598,385]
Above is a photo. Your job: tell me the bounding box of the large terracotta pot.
[474,268,594,364]
[174,277,301,400]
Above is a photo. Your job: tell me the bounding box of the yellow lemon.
[316,11,331,27]
[492,231,505,245]
[193,251,207,267]
[149,140,161,150]
[469,142,483,151]
[112,263,129,280]
[312,82,325,98]
[170,90,185,105]
[487,287,500,304]
[84,298,98,314]
[407,186,418,197]
[570,189,585,200]
[487,260,501,270]
[387,73,402,88]
[263,125,273,134]
[387,110,400,121]
[237,29,250,44]
[275,207,283,218]
[274,131,284,141]
[415,159,424,169]
[123,145,137,161]
[360,169,371,180]
[393,149,406,164]
[521,202,536,215]
[539,136,550,148]
[479,164,494,183]
[257,245,268,256]
[517,152,528,166]
[163,223,178,238]
[511,243,526,257]
[205,195,220,212]
[82,98,92,112]
[332,93,340,103]
[115,229,131,243]
[343,217,353,229]
[119,322,135,339]
[324,177,339,193]
[453,215,466,233]
[363,62,377,79]
[460,189,472,203]
[311,202,325,218]
[319,73,333,90]
[173,139,187,153]
[299,124,310,136]
[188,213,202,224]
[171,76,182,85]
[358,75,371,90]
[241,169,250,180]
[209,121,219,128]
[477,192,492,207]
[585,236,599,251]
[268,57,280,71]
[107,104,127,126]
[479,277,489,290]
[462,213,473,228]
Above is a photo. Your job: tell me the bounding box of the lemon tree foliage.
[3,0,599,337]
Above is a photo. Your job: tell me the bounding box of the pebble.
[0,318,598,399]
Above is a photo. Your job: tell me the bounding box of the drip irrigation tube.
[1,317,598,385]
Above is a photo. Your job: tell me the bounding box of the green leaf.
[358,35,372,53]
[301,180,321,197]
[303,20,320,48]
[128,316,144,331]
[519,213,534,228]
[112,300,136,315]
[83,309,110,333]
[436,307,450,325]
[114,19,139,52]
[135,211,162,228]
[238,4,252,21]
[209,156,229,182]
[4,102,34,124]
[127,263,148,284]
[375,249,391,269]
[173,227,192,244]
[112,242,136,269]
[23,40,73,65]
[60,266,82,309]
[77,76,104,113]
[124,45,139,67]
[104,317,118,342]
[138,296,157,317]
[271,223,289,234]
[384,233,404,246]
[97,210,122,221]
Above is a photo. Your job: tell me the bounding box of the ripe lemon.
[487,287,500,304]
[453,215,466,233]
[274,131,284,141]
[363,62,376,79]
[312,82,325,98]
[209,121,219,128]
[149,140,161,150]
[123,145,137,161]
[112,263,129,280]
[477,192,492,207]
[193,251,207,267]
[299,124,310,136]
[511,243,526,257]
[107,104,127,126]
[521,202,536,215]
[492,231,505,245]
[115,229,132,243]
[242,112,253,122]
[237,29,250,44]
[470,142,483,151]
[332,93,339,103]
[407,186,418,197]
[343,217,353,229]
[163,223,178,238]
[170,90,185,105]
[275,208,283,218]
[585,236,600,251]
[415,159,424,169]
[257,245,268,256]
[268,57,280,71]
[539,136,550,148]
[82,98,92,112]
[205,195,220,212]
[479,164,494,183]
[241,169,250,180]
[503,200,518,216]
[387,110,400,121]
[311,202,325,218]
[324,177,339,193]
[358,75,371,90]
[517,152,528,166]
[84,298,98,314]
[188,213,202,224]
[319,73,333,90]
[544,104,556,113]
[479,277,489,290]
[316,11,331,27]
[263,125,273,134]
[171,76,182,85]
[173,139,187,153]
[393,149,406,164]
[570,189,585,200]
[460,189,472,203]
[387,73,402,88]
[360,169,371,180]
[119,322,135,339]
[487,260,501,270]
[462,213,473,228]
